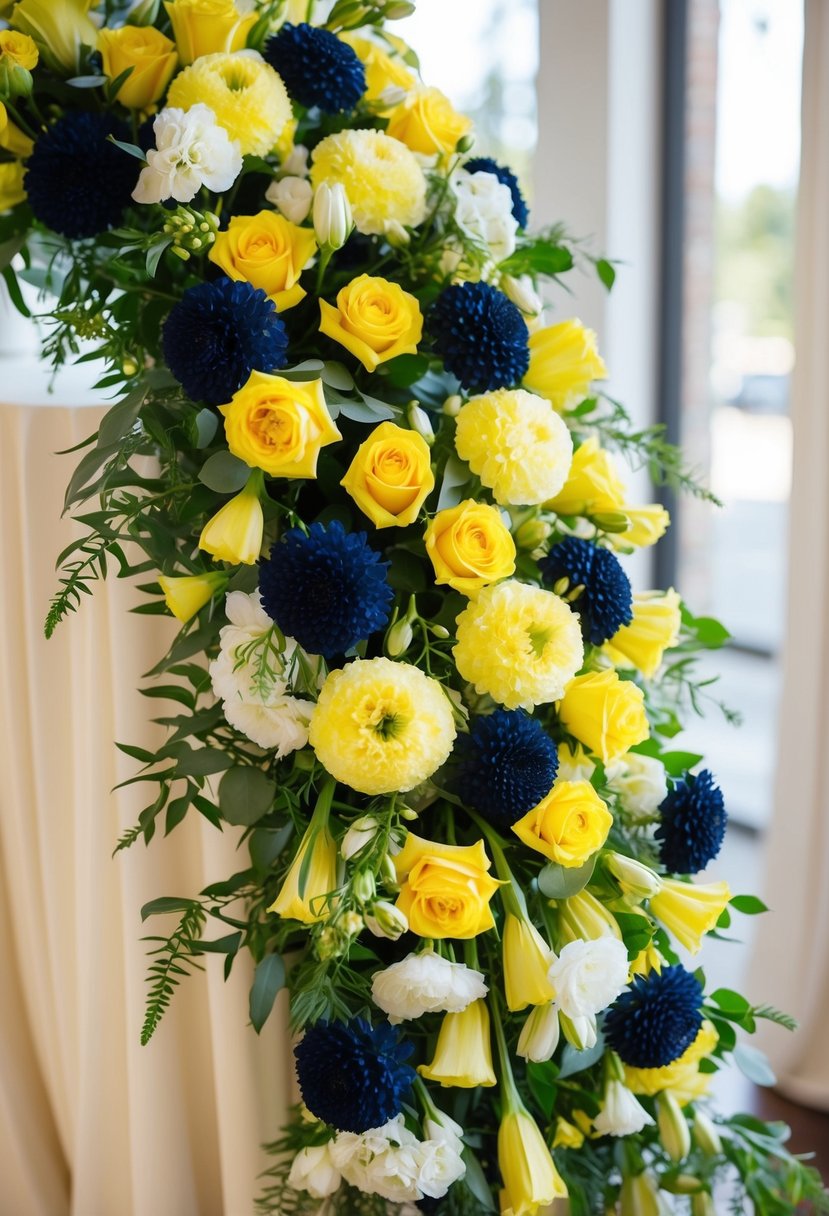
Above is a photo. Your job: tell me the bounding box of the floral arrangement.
[2,0,826,1212]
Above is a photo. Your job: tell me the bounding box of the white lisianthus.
[517,1002,560,1063]
[371,950,488,1023]
[548,936,629,1019]
[332,1116,421,1200]
[606,753,669,821]
[287,1143,342,1198]
[364,1144,422,1202]
[266,174,314,223]
[415,1136,467,1199]
[133,104,242,205]
[422,1111,464,1145]
[452,167,518,263]
[593,1079,655,1137]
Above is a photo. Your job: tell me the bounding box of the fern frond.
[752,1004,798,1032]
[140,903,206,1045]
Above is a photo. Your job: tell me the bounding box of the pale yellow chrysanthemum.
[455,388,573,506]
[167,51,291,157]
[308,658,456,795]
[454,580,583,711]
[310,128,427,236]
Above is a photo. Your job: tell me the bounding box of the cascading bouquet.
[1,0,826,1212]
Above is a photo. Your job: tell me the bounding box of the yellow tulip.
[267,820,338,924]
[198,477,264,565]
[163,0,256,65]
[418,999,497,1088]
[604,590,682,678]
[157,571,227,622]
[650,879,731,954]
[98,25,178,111]
[503,912,556,1011]
[523,319,608,412]
[10,0,98,74]
[498,1105,568,1215]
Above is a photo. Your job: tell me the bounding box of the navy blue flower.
[428,281,529,393]
[162,278,288,405]
[295,1017,414,1133]
[656,770,727,874]
[603,965,704,1068]
[463,156,529,228]
[264,23,366,113]
[259,521,393,659]
[540,536,633,646]
[25,112,136,239]
[454,709,558,828]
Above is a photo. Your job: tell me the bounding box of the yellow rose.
[424,499,516,596]
[220,372,341,478]
[386,86,472,155]
[0,30,38,68]
[545,436,626,517]
[209,211,317,311]
[0,101,32,158]
[319,274,423,372]
[341,420,434,528]
[394,833,501,939]
[557,670,649,764]
[163,0,257,65]
[523,318,608,412]
[10,0,97,74]
[98,26,178,110]
[604,589,682,678]
[512,779,613,867]
[0,160,25,211]
[341,33,415,103]
[418,999,497,1088]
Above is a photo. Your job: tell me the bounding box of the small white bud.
[386,618,414,657]
[364,900,408,940]
[517,1003,560,1063]
[442,394,462,417]
[279,143,310,179]
[407,401,435,444]
[313,181,353,250]
[341,815,379,860]
[352,870,376,905]
[692,1108,723,1157]
[606,852,663,901]
[657,1091,691,1162]
[266,175,313,224]
[501,273,543,316]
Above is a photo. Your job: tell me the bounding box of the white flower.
[501,273,543,317]
[422,1111,464,1145]
[341,814,381,860]
[415,1136,466,1199]
[313,180,353,249]
[517,1002,560,1063]
[371,951,488,1024]
[279,143,310,178]
[549,937,629,1019]
[606,753,668,820]
[266,174,313,223]
[557,742,596,783]
[452,167,518,263]
[132,104,242,205]
[364,900,409,940]
[332,1117,420,1199]
[287,1143,341,1198]
[593,1079,655,1137]
[363,1144,422,1202]
[560,1012,598,1051]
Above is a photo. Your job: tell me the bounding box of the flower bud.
[378,84,408,108]
[352,870,376,906]
[442,394,462,417]
[664,1174,704,1195]
[517,1002,560,1063]
[385,617,414,658]
[558,1011,597,1051]
[279,143,310,178]
[266,174,313,224]
[692,1108,723,1157]
[364,899,409,940]
[341,815,379,860]
[430,624,451,639]
[456,132,475,154]
[606,852,662,901]
[501,273,543,317]
[407,401,435,445]
[657,1091,691,1162]
[127,0,161,23]
[157,571,228,623]
[691,1194,715,1216]
[0,61,33,99]
[620,1173,663,1216]
[385,219,411,247]
[385,1,416,18]
[313,181,352,250]
[590,510,632,534]
[515,517,552,550]
[398,805,419,822]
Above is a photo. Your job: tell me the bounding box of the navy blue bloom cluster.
[259,521,393,659]
[428,281,529,393]
[454,709,558,828]
[294,1018,414,1133]
[463,155,529,228]
[162,278,288,405]
[603,964,704,1068]
[540,536,633,645]
[264,23,366,113]
[656,769,727,874]
[25,112,136,239]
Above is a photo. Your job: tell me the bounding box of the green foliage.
[140,902,206,1045]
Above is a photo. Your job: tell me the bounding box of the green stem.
[490,994,521,1114]
[465,806,525,917]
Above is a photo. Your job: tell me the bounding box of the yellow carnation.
[545,436,626,517]
[0,29,38,68]
[311,128,427,236]
[219,372,341,478]
[319,274,423,372]
[523,318,608,412]
[209,210,317,311]
[604,589,682,678]
[342,33,415,102]
[395,833,500,940]
[98,25,178,110]
[167,51,291,156]
[0,160,25,211]
[558,669,649,764]
[455,388,573,507]
[386,86,472,156]
[512,779,612,867]
[625,1022,719,1102]
[341,420,434,529]
[308,658,456,795]
[164,0,256,65]
[424,499,516,596]
[454,580,583,711]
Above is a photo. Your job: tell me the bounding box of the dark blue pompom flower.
[656,770,727,874]
[25,112,136,239]
[428,281,529,393]
[603,965,703,1069]
[295,1017,414,1133]
[259,521,393,659]
[454,709,558,828]
[162,278,288,405]
[463,156,529,228]
[540,536,633,646]
[264,22,366,113]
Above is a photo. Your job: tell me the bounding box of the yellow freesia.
[545,436,626,517]
[605,589,682,678]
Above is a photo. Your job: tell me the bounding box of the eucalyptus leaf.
[249,953,286,1032]
[198,450,250,493]
[557,1030,606,1079]
[194,408,219,448]
[436,452,471,511]
[321,360,355,391]
[339,396,397,423]
[734,1043,776,1087]
[219,766,276,826]
[537,855,597,900]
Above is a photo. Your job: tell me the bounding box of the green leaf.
[710,988,752,1014]
[194,408,219,448]
[107,135,147,161]
[596,258,616,290]
[140,896,195,921]
[500,242,574,278]
[460,1146,497,1212]
[436,451,471,511]
[171,744,234,777]
[146,237,172,278]
[734,1043,776,1087]
[538,855,597,900]
[320,360,355,391]
[67,74,104,87]
[730,894,769,916]
[192,931,242,955]
[379,352,431,387]
[249,953,286,1032]
[249,822,294,871]
[0,231,27,272]
[557,1030,605,1079]
[338,396,397,424]
[198,449,251,493]
[219,766,276,826]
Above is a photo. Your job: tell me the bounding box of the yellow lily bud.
[418,999,497,1088]
[691,1194,716,1216]
[267,821,338,925]
[657,1091,691,1161]
[650,878,731,954]
[199,477,264,565]
[503,912,556,1011]
[556,888,622,945]
[498,1104,568,1214]
[523,318,608,413]
[605,590,682,679]
[620,1173,663,1216]
[693,1108,723,1156]
[157,571,227,622]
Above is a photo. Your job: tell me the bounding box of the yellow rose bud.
[604,589,682,678]
[198,477,264,565]
[267,822,338,924]
[512,779,612,867]
[319,274,423,372]
[650,879,731,955]
[98,25,178,110]
[417,999,497,1088]
[424,499,516,596]
[163,0,256,65]
[220,372,341,479]
[10,0,98,74]
[0,29,38,67]
[209,210,317,311]
[558,670,649,764]
[341,420,434,528]
[0,159,25,210]
[523,318,608,412]
[386,86,472,155]
[394,833,500,940]
[157,570,227,621]
[545,436,627,517]
[503,912,556,1011]
[556,888,622,945]
[498,1104,568,1214]
[341,33,415,103]
[615,502,671,548]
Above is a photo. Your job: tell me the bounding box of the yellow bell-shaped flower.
[503,912,556,1011]
[556,888,623,945]
[616,503,671,548]
[418,999,497,1088]
[523,318,608,413]
[157,571,227,622]
[605,590,682,678]
[498,1103,568,1215]
[199,474,264,565]
[650,878,731,954]
[267,820,338,925]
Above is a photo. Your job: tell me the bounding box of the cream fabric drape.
[747,0,829,1111]
[0,402,293,1216]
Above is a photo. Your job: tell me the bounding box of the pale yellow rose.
[0,30,38,68]
[163,0,256,65]
[220,372,341,478]
[512,779,612,867]
[545,436,626,517]
[394,833,500,939]
[386,86,472,155]
[209,210,317,311]
[0,160,25,211]
[557,670,649,764]
[98,26,178,110]
[319,274,422,372]
[424,499,516,596]
[341,420,434,528]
